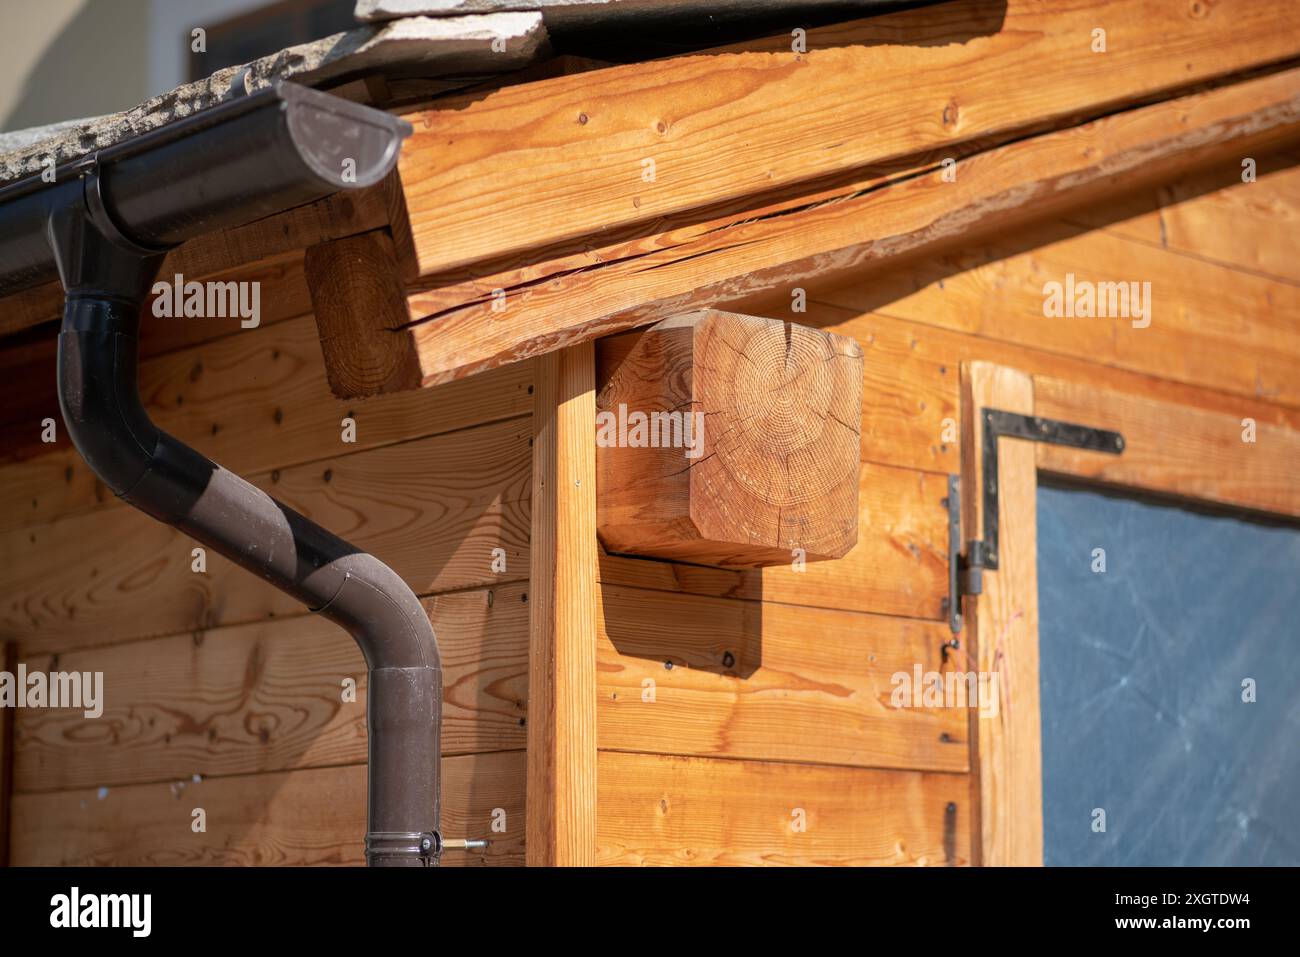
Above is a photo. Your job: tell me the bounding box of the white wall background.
[0,0,280,133]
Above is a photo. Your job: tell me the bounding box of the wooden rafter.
[334,60,1300,390]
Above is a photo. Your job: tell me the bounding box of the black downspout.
[3,84,443,866]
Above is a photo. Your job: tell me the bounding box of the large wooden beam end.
[305,229,422,397]
[596,309,862,568]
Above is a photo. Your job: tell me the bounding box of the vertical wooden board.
[596,585,968,771]
[528,343,598,865]
[961,362,1042,866]
[9,751,525,867]
[596,752,968,866]
[13,584,529,792]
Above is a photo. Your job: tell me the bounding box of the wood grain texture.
[305,229,424,396]
[597,585,968,772]
[395,63,1300,386]
[783,301,1300,479]
[528,343,598,865]
[596,311,862,566]
[961,362,1042,867]
[1,417,532,654]
[13,583,528,792]
[1034,376,1300,518]
[0,314,534,535]
[0,184,389,338]
[397,0,1300,279]
[0,252,314,469]
[1066,149,1300,285]
[10,750,525,866]
[596,751,968,866]
[600,460,949,621]
[817,212,1300,408]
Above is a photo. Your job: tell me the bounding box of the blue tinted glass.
[1037,483,1300,866]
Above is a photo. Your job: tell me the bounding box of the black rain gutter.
[0,82,444,867]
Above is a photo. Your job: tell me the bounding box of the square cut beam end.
[595,309,863,569]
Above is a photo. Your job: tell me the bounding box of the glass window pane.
[1037,483,1300,866]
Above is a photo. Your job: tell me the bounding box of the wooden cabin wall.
[0,254,533,865]
[589,147,1300,866]
[0,148,1294,870]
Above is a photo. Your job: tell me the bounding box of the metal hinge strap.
[946,408,1125,634]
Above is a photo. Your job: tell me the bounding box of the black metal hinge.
[945,408,1125,634]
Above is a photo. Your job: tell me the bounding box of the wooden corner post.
[528,343,598,866]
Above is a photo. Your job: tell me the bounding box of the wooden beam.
[0,185,389,339]
[304,230,424,397]
[961,362,1042,866]
[386,64,1300,388]
[397,0,1300,280]
[595,310,862,567]
[527,343,598,865]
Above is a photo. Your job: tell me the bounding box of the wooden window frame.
[960,361,1300,865]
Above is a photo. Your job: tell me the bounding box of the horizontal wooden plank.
[595,311,864,566]
[599,460,949,621]
[14,582,528,792]
[398,0,1300,279]
[10,750,525,866]
[598,585,968,771]
[962,361,1042,866]
[1034,376,1300,518]
[786,303,1300,478]
[0,184,389,338]
[1066,148,1300,285]
[393,62,1300,387]
[596,751,968,865]
[0,252,315,468]
[1,416,532,654]
[0,313,534,534]
[814,211,1300,407]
